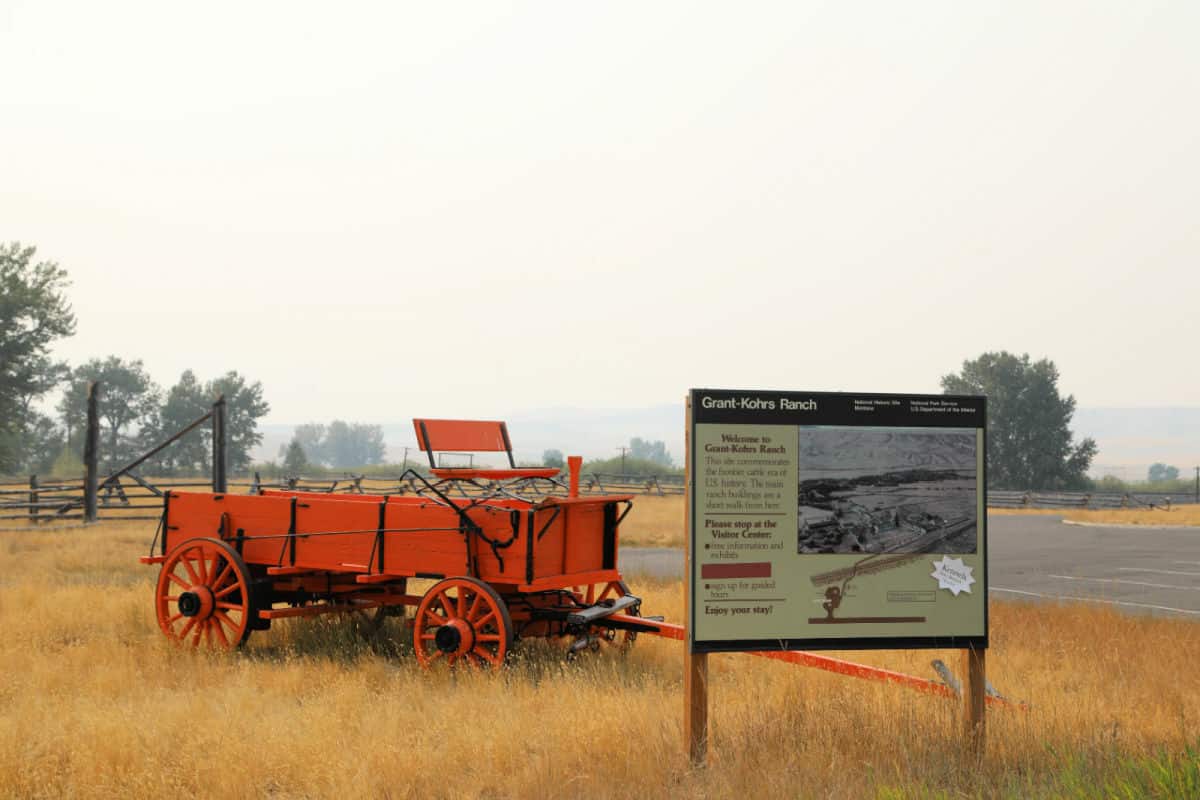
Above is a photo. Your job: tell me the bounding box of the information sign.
[689,388,987,653]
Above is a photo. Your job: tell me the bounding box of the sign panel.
[688,389,987,653]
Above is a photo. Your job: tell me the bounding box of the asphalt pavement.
[622,514,1200,619]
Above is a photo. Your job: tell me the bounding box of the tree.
[286,421,385,468]
[0,243,75,471]
[542,449,565,469]
[17,411,64,473]
[323,421,386,468]
[153,370,210,474]
[207,371,270,473]
[941,352,1096,490]
[281,438,309,474]
[59,357,159,470]
[629,437,672,467]
[290,423,328,465]
[1148,463,1180,483]
[581,455,684,477]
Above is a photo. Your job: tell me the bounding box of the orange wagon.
[141,419,650,667]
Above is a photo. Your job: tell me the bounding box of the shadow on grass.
[238,611,659,686]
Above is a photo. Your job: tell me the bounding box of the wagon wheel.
[569,581,640,653]
[155,537,255,649]
[414,577,513,670]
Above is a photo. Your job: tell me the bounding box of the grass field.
[618,494,686,547]
[3,520,1200,798]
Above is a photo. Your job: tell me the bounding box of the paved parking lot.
[985,514,1200,617]
[622,514,1200,619]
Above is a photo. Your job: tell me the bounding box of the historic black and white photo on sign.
[796,427,977,555]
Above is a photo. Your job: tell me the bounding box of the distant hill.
[250,405,1197,479]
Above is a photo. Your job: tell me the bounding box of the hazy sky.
[4,2,1197,424]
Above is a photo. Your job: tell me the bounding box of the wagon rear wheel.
[155,537,254,649]
[414,577,512,670]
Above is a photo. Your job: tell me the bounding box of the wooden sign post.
[683,396,709,764]
[964,646,986,752]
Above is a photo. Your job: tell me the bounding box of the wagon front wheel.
[414,577,512,670]
[155,537,254,649]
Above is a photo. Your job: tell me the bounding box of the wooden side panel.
[531,509,566,581]
[562,502,608,575]
[292,498,382,571]
[523,500,615,581]
[164,492,293,566]
[382,502,467,578]
[470,505,528,583]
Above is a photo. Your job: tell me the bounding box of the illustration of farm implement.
[139,418,1016,708]
[809,553,929,625]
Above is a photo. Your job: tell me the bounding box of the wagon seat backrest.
[412,418,560,480]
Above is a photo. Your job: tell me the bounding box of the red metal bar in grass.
[610,614,1021,710]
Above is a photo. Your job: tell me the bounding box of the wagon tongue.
[566,594,640,626]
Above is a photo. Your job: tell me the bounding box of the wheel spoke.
[204,621,213,648]
[423,609,447,628]
[180,556,201,585]
[215,601,243,611]
[418,633,438,641]
[194,551,209,583]
[472,645,499,666]
[191,623,203,647]
[214,582,241,599]
[447,653,459,666]
[474,610,496,630]
[210,617,230,647]
[178,617,197,641]
[211,562,233,591]
[166,612,184,626]
[466,593,483,622]
[457,588,468,618]
[475,634,501,642]
[168,572,189,590]
[440,591,458,619]
[214,610,240,631]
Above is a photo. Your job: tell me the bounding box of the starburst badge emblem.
[930,556,975,596]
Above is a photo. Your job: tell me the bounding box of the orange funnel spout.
[568,456,582,497]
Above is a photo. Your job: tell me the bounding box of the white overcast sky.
[3,1,1197,424]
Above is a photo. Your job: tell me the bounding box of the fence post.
[29,474,38,524]
[84,381,100,523]
[212,394,227,493]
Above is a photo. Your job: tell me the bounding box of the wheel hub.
[178,585,214,620]
[435,618,474,655]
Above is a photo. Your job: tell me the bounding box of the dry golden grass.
[619,494,685,548]
[3,519,1200,798]
[992,506,1200,526]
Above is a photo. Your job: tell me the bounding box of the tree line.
[275,422,389,474]
[1,242,269,476]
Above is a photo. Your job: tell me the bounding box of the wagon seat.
[413,418,560,481]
